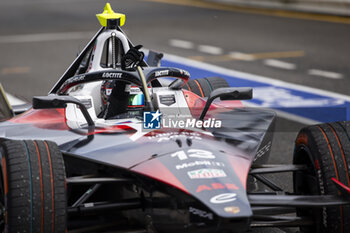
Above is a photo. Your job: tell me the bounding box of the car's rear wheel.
[184,77,229,97]
[293,121,350,233]
[0,139,66,233]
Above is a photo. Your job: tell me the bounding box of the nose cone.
[187,178,252,219]
[131,146,253,219]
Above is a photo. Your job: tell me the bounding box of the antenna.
[96,3,126,28]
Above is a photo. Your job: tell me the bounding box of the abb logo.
[196,183,239,193]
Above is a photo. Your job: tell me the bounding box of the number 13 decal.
[171,149,215,160]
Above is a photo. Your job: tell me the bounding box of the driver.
[100,45,144,119]
[100,80,130,119]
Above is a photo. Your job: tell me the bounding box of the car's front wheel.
[0,139,66,233]
[293,121,350,233]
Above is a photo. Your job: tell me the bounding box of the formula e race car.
[0,3,350,233]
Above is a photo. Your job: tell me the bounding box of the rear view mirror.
[33,95,94,127]
[199,87,253,120]
[212,87,252,101]
[147,50,163,67]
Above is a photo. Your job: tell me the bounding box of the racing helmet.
[100,80,144,118]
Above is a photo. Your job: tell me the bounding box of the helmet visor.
[128,86,144,107]
[129,93,144,107]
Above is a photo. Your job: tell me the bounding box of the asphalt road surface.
[0,0,349,232]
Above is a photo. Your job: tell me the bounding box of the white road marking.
[169,39,194,49]
[229,52,255,61]
[163,52,350,102]
[264,59,296,70]
[308,69,343,79]
[169,40,223,55]
[198,45,223,55]
[0,31,95,44]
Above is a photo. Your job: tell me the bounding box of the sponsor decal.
[130,86,142,94]
[176,160,225,170]
[315,160,327,228]
[254,141,272,162]
[224,206,240,214]
[180,69,190,77]
[189,207,213,220]
[210,193,237,204]
[102,72,123,79]
[188,169,226,179]
[155,70,169,77]
[79,99,92,109]
[143,110,162,129]
[65,74,85,85]
[171,149,215,161]
[147,131,202,143]
[106,88,112,95]
[196,183,239,193]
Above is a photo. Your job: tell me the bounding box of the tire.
[205,77,229,92]
[293,121,350,233]
[184,77,229,97]
[0,139,66,233]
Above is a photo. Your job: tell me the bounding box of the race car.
[0,3,350,233]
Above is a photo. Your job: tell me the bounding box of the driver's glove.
[121,45,144,71]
